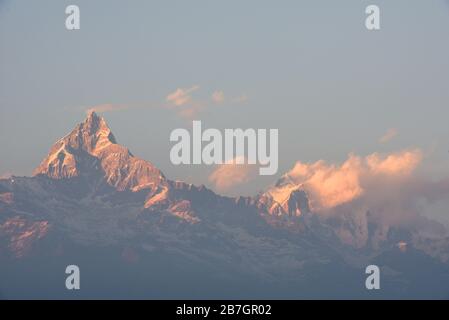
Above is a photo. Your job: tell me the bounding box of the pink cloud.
[165,87,247,119]
[86,103,130,114]
[208,156,257,192]
[272,148,449,248]
[165,86,204,119]
[284,149,423,211]
[166,85,200,107]
[379,128,398,143]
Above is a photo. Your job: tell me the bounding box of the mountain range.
[1,111,448,299]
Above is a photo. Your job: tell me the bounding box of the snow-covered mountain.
[0,112,448,299]
[34,111,165,192]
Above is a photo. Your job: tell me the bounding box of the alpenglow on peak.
[34,111,165,192]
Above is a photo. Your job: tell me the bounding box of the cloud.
[284,149,423,211]
[208,156,257,192]
[165,86,205,119]
[379,128,398,144]
[365,150,422,175]
[211,91,225,104]
[280,148,449,235]
[174,106,199,119]
[165,87,248,119]
[86,103,131,114]
[166,85,200,107]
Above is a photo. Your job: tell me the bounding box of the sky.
[1,0,449,200]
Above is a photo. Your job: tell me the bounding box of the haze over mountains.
[0,112,448,299]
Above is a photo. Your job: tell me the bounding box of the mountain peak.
[259,179,311,217]
[86,109,99,120]
[86,109,99,119]
[33,112,165,192]
[84,110,102,129]
[79,110,118,150]
[84,111,114,138]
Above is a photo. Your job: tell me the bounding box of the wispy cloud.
[166,85,200,107]
[165,85,204,119]
[208,156,257,192]
[165,85,248,119]
[379,128,398,144]
[86,103,132,114]
[75,86,247,120]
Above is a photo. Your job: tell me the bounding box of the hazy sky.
[1,0,449,196]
